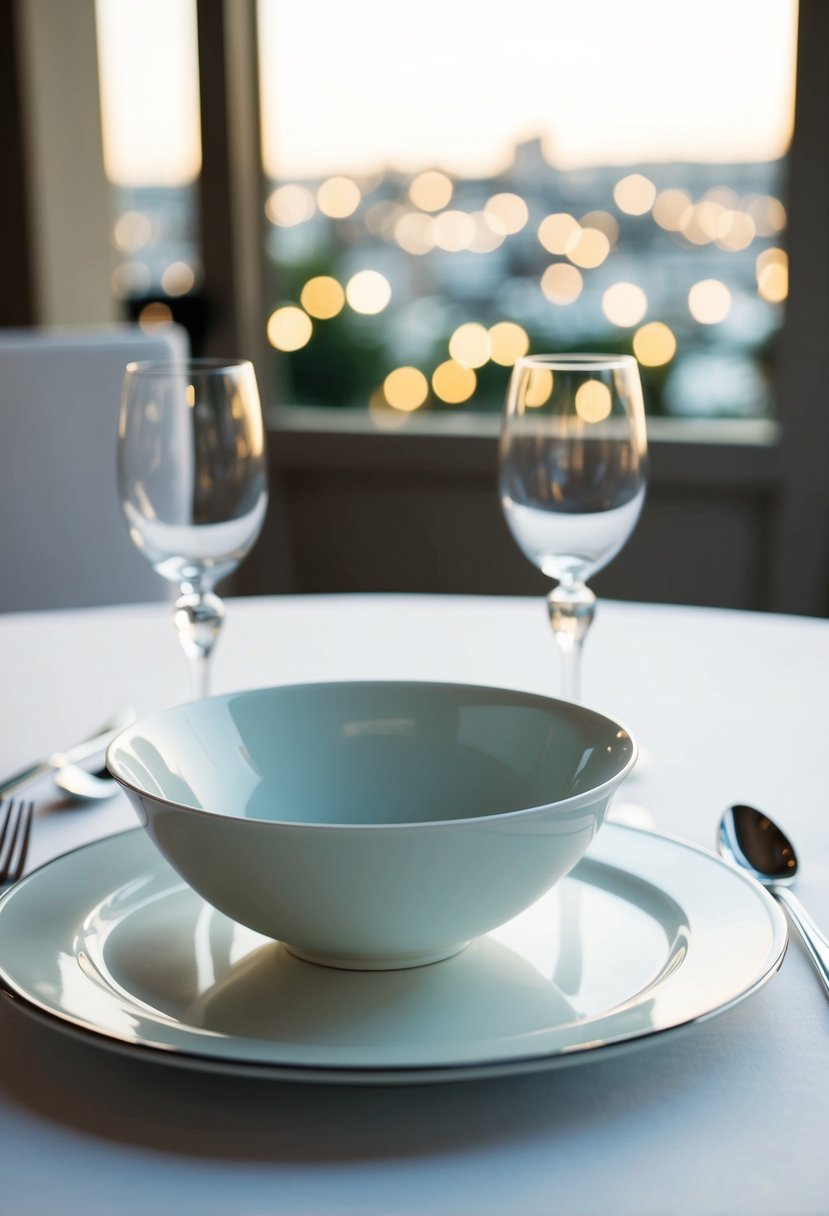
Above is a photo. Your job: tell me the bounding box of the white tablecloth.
[0,594,827,1216]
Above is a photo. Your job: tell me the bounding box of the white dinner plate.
[0,825,786,1084]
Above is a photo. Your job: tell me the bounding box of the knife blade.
[0,709,137,800]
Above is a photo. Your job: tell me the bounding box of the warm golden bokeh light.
[602,282,648,327]
[469,212,506,253]
[267,305,313,350]
[113,211,153,252]
[484,193,529,235]
[448,322,490,368]
[266,183,316,226]
[523,367,554,408]
[716,210,756,251]
[368,388,411,430]
[160,261,195,296]
[433,210,476,251]
[300,275,346,319]
[317,176,361,219]
[432,360,477,403]
[613,174,656,215]
[756,247,788,302]
[688,279,732,324]
[538,213,581,255]
[652,188,693,231]
[633,321,677,366]
[541,263,583,305]
[567,228,611,269]
[409,170,453,212]
[394,211,436,254]
[580,210,619,244]
[383,366,429,411]
[575,379,613,423]
[747,195,787,235]
[488,322,529,366]
[138,301,173,330]
[345,269,392,314]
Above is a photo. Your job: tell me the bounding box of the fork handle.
[0,760,53,801]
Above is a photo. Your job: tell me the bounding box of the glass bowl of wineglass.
[499,353,648,703]
[118,358,268,699]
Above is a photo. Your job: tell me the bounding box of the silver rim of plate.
[0,824,787,1084]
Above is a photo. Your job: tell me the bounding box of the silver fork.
[0,799,34,888]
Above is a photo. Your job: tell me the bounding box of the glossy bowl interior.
[108,681,636,969]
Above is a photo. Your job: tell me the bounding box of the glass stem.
[173,586,225,699]
[547,581,596,703]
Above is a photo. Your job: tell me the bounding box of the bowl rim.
[106,679,639,830]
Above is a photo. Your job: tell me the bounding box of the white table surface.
[0,593,827,1216]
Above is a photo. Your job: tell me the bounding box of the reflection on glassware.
[499,354,648,702]
[118,358,268,699]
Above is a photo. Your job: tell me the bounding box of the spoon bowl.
[718,804,829,998]
[54,763,118,802]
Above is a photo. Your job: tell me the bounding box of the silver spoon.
[718,803,829,997]
[54,761,118,801]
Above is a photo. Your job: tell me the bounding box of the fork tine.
[0,799,34,885]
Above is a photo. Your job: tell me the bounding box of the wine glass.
[118,358,268,699]
[499,353,648,703]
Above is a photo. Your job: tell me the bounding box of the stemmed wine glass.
[118,358,268,699]
[499,354,648,703]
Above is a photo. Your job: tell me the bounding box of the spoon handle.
[774,887,829,998]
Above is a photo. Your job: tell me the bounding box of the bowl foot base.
[283,941,470,971]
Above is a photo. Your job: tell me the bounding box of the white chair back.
[0,324,189,611]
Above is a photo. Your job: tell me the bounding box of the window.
[256,0,796,423]
[95,0,203,337]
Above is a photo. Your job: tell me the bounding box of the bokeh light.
[368,387,410,431]
[138,301,173,330]
[409,170,453,212]
[113,210,153,252]
[602,282,648,327]
[267,305,313,350]
[433,210,476,251]
[567,228,611,269]
[488,321,529,366]
[346,269,392,314]
[448,322,490,368]
[747,195,787,235]
[580,210,619,244]
[300,275,345,319]
[394,211,436,255]
[160,261,195,296]
[484,193,529,235]
[575,380,612,423]
[613,174,656,215]
[524,367,554,408]
[538,213,581,255]
[317,176,361,219]
[716,210,756,251]
[432,360,477,403]
[652,188,693,231]
[266,183,315,226]
[756,247,788,302]
[633,321,677,366]
[469,212,505,253]
[383,366,429,411]
[541,263,583,304]
[688,279,732,324]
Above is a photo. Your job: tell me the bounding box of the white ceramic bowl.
[108,681,636,970]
